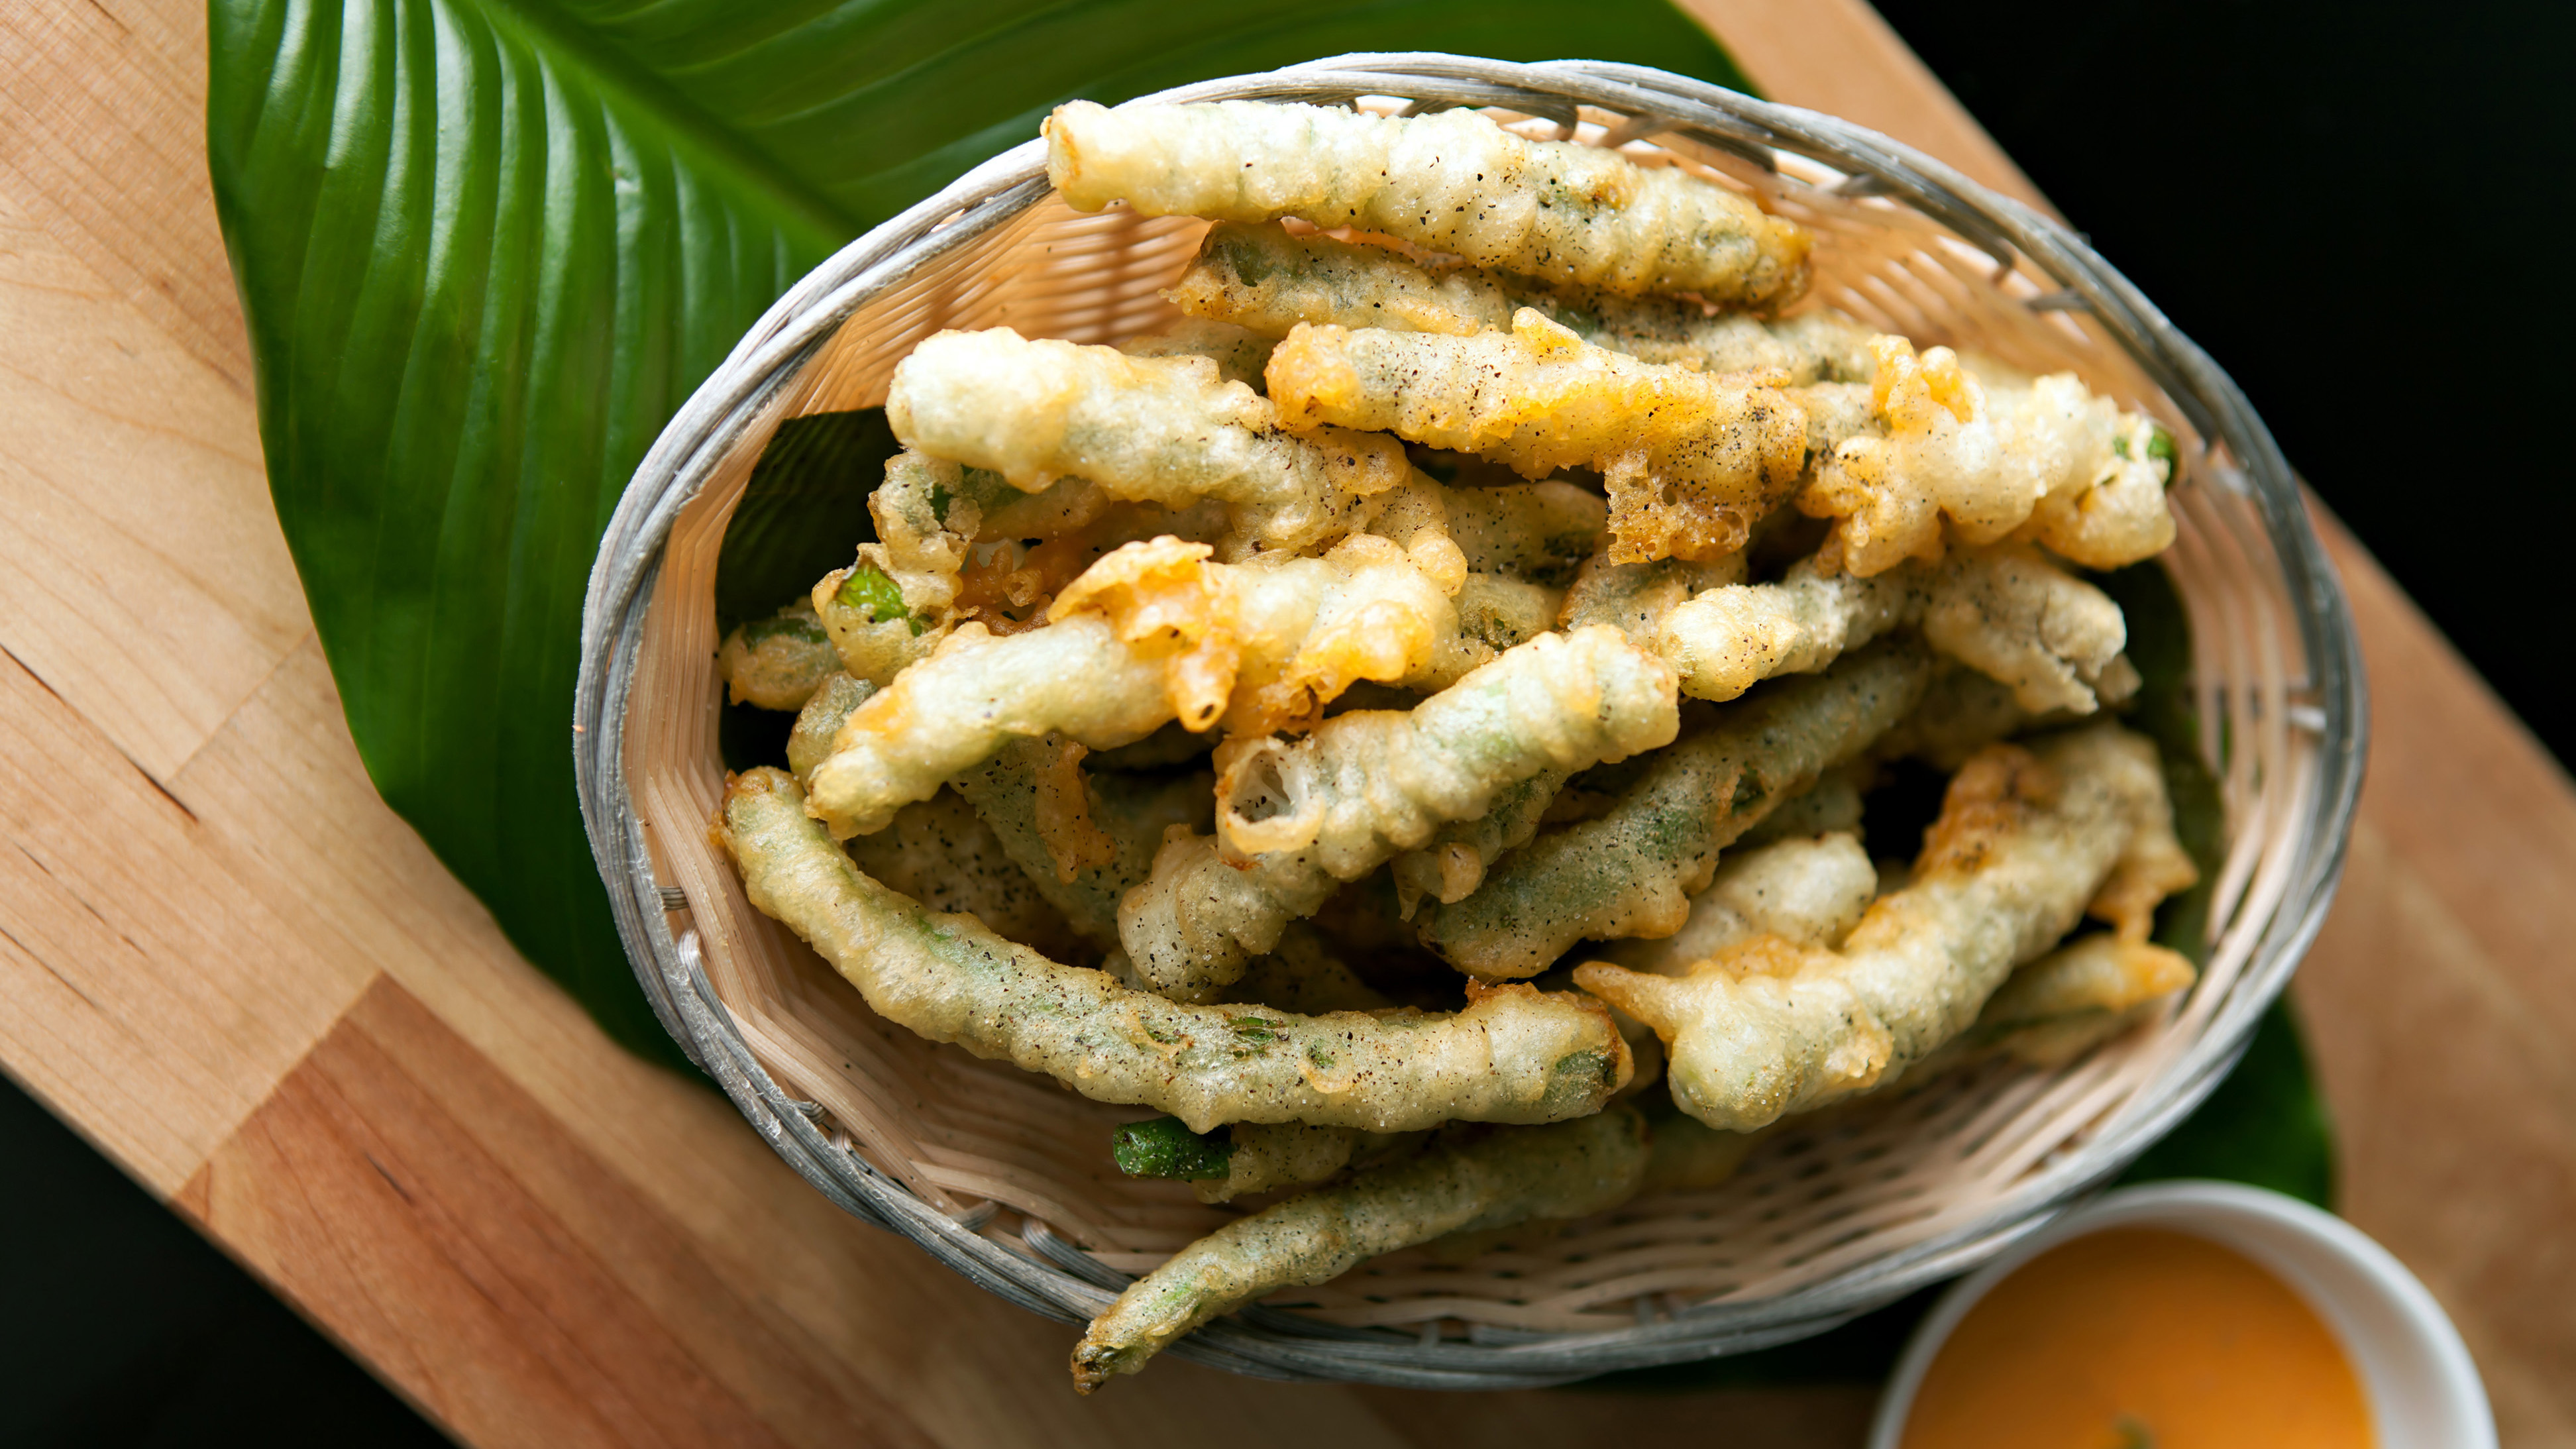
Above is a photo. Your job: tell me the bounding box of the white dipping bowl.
[1868,1181,2493,1449]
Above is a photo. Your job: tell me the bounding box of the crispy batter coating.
[886,328,1407,557]
[1658,559,1924,702]
[812,559,943,686]
[1194,1122,1360,1205]
[1661,545,2132,712]
[950,735,1211,951]
[2021,413,2184,569]
[1798,337,2177,576]
[1919,543,2133,715]
[804,616,1187,838]
[1560,554,1747,644]
[1454,573,1565,655]
[1173,222,1871,382]
[1871,664,2032,771]
[1220,924,1395,1016]
[1120,627,1679,998]
[804,535,1479,837]
[839,788,1085,963]
[1047,100,1810,306]
[786,672,874,784]
[724,769,1631,1134]
[1388,768,1570,918]
[1069,1106,1652,1391]
[1267,312,1809,563]
[1440,479,1606,586]
[1576,725,2178,1130]
[1591,830,1878,977]
[1117,316,1277,392]
[1966,934,2197,1067]
[1733,765,1866,848]
[1420,640,1931,978]
[716,600,841,710]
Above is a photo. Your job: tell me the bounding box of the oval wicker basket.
[574,54,2366,1387]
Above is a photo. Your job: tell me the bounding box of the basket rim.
[573,52,2369,1389]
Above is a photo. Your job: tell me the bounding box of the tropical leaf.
[207,0,1751,1069]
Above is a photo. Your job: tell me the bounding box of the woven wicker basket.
[574,54,2365,1387]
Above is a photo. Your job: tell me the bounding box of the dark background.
[4,1,2567,1440]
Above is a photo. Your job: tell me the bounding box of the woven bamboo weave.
[574,54,2365,1387]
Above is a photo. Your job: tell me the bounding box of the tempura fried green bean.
[1419,639,1931,978]
[724,769,1631,1133]
[1118,316,1277,392]
[804,535,1481,837]
[886,327,1407,557]
[1047,100,1810,306]
[716,600,840,710]
[1659,545,2131,712]
[1388,768,1571,918]
[1658,559,1925,703]
[1069,1106,1652,1391]
[1576,725,2178,1130]
[1174,221,1870,382]
[1799,337,2178,576]
[1964,934,2197,1067]
[1119,626,1678,997]
[786,672,874,784]
[951,735,1211,951]
[1591,830,1878,977]
[1440,479,1606,586]
[1267,312,1810,563]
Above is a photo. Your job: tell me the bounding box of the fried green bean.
[1388,767,1571,918]
[722,768,1631,1133]
[1117,316,1277,392]
[1440,480,1606,588]
[804,535,1477,837]
[786,672,875,783]
[1268,313,1810,564]
[1173,221,1870,381]
[1658,559,1925,703]
[716,600,841,710]
[886,328,1405,557]
[1047,100,1810,306]
[1577,725,2178,1130]
[804,615,1184,838]
[950,735,1212,952]
[1590,830,1877,977]
[1799,337,2178,576]
[1962,934,2197,1067]
[1070,1106,1652,1391]
[837,788,1085,964]
[1419,639,1931,978]
[1559,553,1746,645]
[1120,626,1678,998]
[1660,545,2133,712]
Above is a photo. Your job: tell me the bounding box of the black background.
[3,1,2568,1440]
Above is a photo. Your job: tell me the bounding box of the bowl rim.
[1864,1180,2496,1448]
[573,52,2372,1387]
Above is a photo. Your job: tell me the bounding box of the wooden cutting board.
[3,1,2571,1442]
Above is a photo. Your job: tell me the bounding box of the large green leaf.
[207,0,1752,1069]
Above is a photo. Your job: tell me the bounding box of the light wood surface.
[2,1,2569,1442]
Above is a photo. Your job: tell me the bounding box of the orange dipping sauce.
[1902,1228,2375,1449]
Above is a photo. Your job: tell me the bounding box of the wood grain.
[0,1,2569,1444]
[2294,516,2576,1446]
